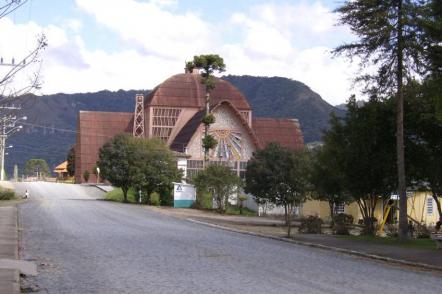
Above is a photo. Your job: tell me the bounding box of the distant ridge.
[6,76,343,176]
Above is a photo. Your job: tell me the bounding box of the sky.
[0,0,360,105]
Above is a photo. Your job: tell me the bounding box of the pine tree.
[334,0,432,240]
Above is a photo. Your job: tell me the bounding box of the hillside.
[223,75,344,142]
[5,76,343,176]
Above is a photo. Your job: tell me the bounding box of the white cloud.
[0,1,359,106]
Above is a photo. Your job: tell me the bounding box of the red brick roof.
[75,111,133,183]
[146,73,251,110]
[252,118,304,151]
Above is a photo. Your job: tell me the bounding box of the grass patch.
[105,188,137,203]
[337,235,437,250]
[225,205,257,217]
[0,188,15,201]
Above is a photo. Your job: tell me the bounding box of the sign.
[173,182,196,208]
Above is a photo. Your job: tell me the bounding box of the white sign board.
[173,182,196,201]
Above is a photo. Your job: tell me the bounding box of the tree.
[66,145,75,177]
[186,54,226,162]
[97,134,134,202]
[334,0,431,240]
[130,138,182,203]
[323,98,397,235]
[406,82,442,222]
[24,158,49,178]
[310,146,352,223]
[192,164,242,214]
[245,143,311,237]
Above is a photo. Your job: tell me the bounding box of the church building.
[75,70,304,184]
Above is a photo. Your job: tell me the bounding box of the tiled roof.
[252,118,304,151]
[146,73,251,110]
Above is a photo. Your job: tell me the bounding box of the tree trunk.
[284,204,288,226]
[396,0,408,241]
[122,187,128,203]
[204,92,210,165]
[287,204,293,237]
[329,202,335,227]
[433,192,442,223]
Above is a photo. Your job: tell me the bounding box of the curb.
[187,218,442,273]
[0,207,20,294]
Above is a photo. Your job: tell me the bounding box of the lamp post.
[96,166,100,184]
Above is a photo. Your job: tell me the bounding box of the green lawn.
[225,205,257,217]
[105,188,137,203]
[337,235,437,250]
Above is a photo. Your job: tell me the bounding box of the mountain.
[4,76,343,176]
[223,75,344,142]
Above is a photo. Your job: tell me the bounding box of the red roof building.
[75,71,304,183]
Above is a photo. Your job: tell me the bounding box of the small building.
[53,161,69,180]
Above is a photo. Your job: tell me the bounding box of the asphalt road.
[15,182,441,294]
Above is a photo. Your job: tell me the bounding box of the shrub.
[332,213,354,235]
[150,192,160,206]
[415,224,431,239]
[299,215,323,234]
[0,189,15,200]
[83,170,90,182]
[384,224,398,237]
[194,190,212,209]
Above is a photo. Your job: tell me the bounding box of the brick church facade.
[75,71,304,183]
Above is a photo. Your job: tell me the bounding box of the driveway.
[15,182,441,294]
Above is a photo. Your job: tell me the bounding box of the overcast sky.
[0,0,360,105]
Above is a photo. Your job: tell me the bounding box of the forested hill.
[224,75,344,143]
[5,76,343,176]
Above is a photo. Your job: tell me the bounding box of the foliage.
[130,138,182,201]
[310,146,352,221]
[322,98,397,235]
[194,190,212,209]
[385,224,399,238]
[192,164,242,214]
[299,215,323,234]
[333,0,435,240]
[201,134,217,151]
[245,143,311,237]
[187,54,226,91]
[332,213,354,235]
[66,145,75,177]
[201,113,215,125]
[149,192,160,206]
[82,170,90,182]
[24,158,49,177]
[98,134,181,204]
[405,81,442,221]
[0,188,15,200]
[97,133,135,202]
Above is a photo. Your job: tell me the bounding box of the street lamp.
[96,166,100,184]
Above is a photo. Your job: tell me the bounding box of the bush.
[83,170,90,182]
[0,189,15,200]
[384,224,398,237]
[332,213,354,235]
[194,190,212,209]
[415,224,431,239]
[299,215,323,234]
[150,192,160,206]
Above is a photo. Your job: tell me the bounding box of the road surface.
[15,182,441,294]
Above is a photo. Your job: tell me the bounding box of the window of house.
[334,203,345,214]
[186,160,204,179]
[427,198,433,215]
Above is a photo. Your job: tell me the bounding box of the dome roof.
[146,73,251,110]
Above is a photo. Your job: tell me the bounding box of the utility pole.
[0,112,26,181]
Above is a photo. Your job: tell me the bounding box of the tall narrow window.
[427,198,433,215]
[152,108,181,142]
